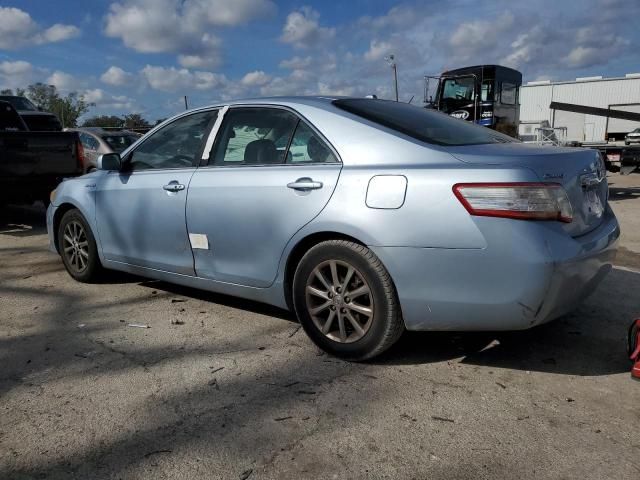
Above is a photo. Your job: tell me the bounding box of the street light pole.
[385,54,399,102]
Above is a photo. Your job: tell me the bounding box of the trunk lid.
[446,143,608,237]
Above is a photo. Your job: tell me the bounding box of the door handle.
[287,177,323,191]
[163,182,185,192]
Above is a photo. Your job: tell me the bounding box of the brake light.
[453,183,573,223]
[76,139,85,172]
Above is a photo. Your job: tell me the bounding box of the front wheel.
[293,240,404,361]
[57,209,103,282]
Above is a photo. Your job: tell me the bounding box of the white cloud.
[141,65,227,92]
[0,60,44,89]
[100,66,133,86]
[46,71,84,93]
[279,56,312,70]
[240,70,271,87]
[41,24,80,43]
[364,40,394,62]
[183,0,276,27]
[448,13,515,63]
[105,0,274,67]
[0,7,79,49]
[357,5,418,31]
[280,7,335,48]
[82,88,136,109]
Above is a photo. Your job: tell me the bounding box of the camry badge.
[543,173,564,180]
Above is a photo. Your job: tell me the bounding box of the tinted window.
[481,80,494,102]
[102,134,137,153]
[442,77,475,101]
[333,99,515,146]
[0,102,26,131]
[128,110,217,171]
[21,114,62,131]
[287,121,337,164]
[211,108,298,166]
[0,96,38,111]
[501,83,517,105]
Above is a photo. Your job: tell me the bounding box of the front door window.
[127,110,217,170]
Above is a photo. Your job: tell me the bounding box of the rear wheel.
[57,209,103,282]
[293,240,403,361]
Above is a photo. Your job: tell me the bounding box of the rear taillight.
[453,183,573,223]
[76,139,85,172]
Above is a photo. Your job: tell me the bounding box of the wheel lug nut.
[345,297,350,303]
[330,305,336,311]
[328,292,333,298]
[340,307,346,314]
[336,287,341,293]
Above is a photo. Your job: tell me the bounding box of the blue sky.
[0,0,637,122]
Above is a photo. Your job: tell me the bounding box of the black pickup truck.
[0,100,83,206]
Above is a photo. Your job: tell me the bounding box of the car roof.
[193,95,345,111]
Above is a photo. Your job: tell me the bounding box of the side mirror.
[97,153,121,171]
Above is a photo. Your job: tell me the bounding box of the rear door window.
[210,108,298,166]
[287,121,338,164]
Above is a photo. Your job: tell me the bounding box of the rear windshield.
[333,99,515,146]
[22,114,62,131]
[102,134,138,152]
[0,96,38,111]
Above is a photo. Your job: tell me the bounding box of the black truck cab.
[433,65,522,137]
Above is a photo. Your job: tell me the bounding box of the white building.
[519,74,640,143]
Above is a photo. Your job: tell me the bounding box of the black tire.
[57,209,103,282]
[292,240,404,361]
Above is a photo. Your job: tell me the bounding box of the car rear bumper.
[371,206,620,331]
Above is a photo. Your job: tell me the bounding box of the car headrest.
[307,136,329,163]
[244,139,278,164]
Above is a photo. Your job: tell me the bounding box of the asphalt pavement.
[1,174,639,479]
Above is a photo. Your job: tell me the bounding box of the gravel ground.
[1,174,639,480]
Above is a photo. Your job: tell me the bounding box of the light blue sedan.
[47,97,619,360]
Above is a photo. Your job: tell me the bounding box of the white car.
[625,128,640,145]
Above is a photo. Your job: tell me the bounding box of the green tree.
[0,87,26,96]
[82,115,124,128]
[123,113,149,129]
[25,83,92,128]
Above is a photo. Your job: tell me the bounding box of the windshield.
[441,77,476,101]
[333,98,515,146]
[102,134,138,153]
[0,96,38,111]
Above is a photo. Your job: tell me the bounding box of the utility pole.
[184,96,189,110]
[385,54,399,101]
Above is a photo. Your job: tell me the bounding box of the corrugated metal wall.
[520,77,640,141]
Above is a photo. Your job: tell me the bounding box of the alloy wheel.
[305,260,374,343]
[62,220,89,273]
